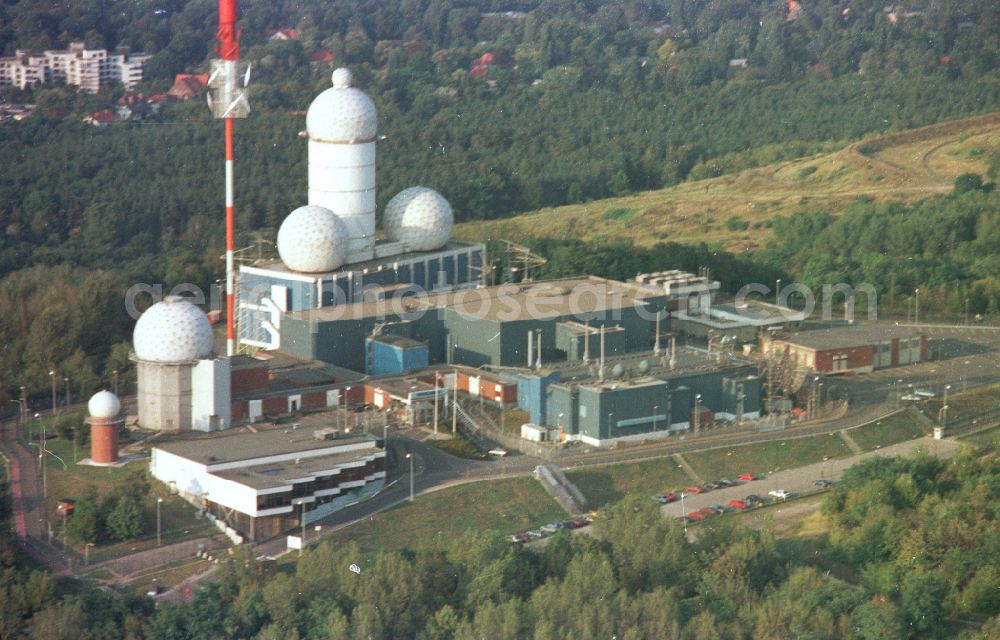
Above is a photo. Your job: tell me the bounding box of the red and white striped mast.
[209,0,250,356]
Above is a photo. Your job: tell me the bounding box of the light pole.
[406,452,414,502]
[300,501,307,556]
[963,360,970,392]
[653,405,658,433]
[680,491,687,535]
[895,378,903,409]
[85,542,95,566]
[694,394,702,433]
[914,288,920,324]
[965,297,970,325]
[63,377,70,409]
[433,373,439,434]
[157,498,164,546]
[39,414,47,499]
[775,278,781,305]
[49,370,57,416]
[452,368,458,434]
[608,413,614,438]
[10,399,26,438]
[943,384,951,411]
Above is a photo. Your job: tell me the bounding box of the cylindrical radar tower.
[306,68,377,257]
[87,390,122,465]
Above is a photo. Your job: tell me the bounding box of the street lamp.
[943,384,951,410]
[775,278,781,305]
[914,288,920,324]
[679,491,687,535]
[85,542,95,566]
[694,394,702,433]
[63,377,70,409]
[49,370,57,415]
[432,373,440,435]
[406,453,414,502]
[963,360,970,392]
[895,378,903,409]
[608,413,614,438]
[156,498,164,546]
[653,405,658,433]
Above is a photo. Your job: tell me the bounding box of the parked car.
[738,474,759,481]
[813,479,834,487]
[705,481,722,490]
[768,489,792,500]
[698,507,717,517]
[541,523,560,534]
[510,533,529,543]
[488,448,508,457]
[744,494,767,507]
[727,499,749,510]
[662,492,677,503]
[685,485,706,494]
[717,478,737,487]
[526,529,543,538]
[568,517,590,529]
[707,504,727,515]
[687,511,706,520]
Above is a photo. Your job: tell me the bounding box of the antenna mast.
[209,0,251,356]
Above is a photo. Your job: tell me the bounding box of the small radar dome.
[383,187,454,252]
[277,205,350,272]
[611,363,625,378]
[133,296,214,363]
[638,359,651,374]
[88,390,120,419]
[306,67,377,143]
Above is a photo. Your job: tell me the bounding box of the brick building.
[762,325,928,374]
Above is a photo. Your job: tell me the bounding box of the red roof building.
[167,74,209,101]
[265,28,299,42]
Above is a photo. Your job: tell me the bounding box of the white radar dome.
[306,67,377,143]
[277,205,349,272]
[133,296,214,363]
[88,390,120,419]
[383,187,454,252]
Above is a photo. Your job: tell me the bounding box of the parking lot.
[658,433,962,523]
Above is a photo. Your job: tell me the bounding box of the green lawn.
[961,424,1000,448]
[35,435,215,563]
[426,431,488,460]
[565,458,691,508]
[328,477,566,552]
[847,413,927,451]
[685,433,853,480]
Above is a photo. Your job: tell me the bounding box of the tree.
[65,497,99,545]
[105,496,144,542]
[954,172,985,194]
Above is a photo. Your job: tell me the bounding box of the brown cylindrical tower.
[87,390,122,465]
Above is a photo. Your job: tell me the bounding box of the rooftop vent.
[313,428,340,441]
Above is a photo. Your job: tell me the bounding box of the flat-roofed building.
[761,325,927,374]
[150,422,385,542]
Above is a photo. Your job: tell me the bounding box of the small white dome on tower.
[88,390,120,419]
[133,296,214,363]
[383,187,454,252]
[306,68,377,143]
[277,205,350,272]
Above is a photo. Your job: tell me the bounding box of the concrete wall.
[137,360,193,431]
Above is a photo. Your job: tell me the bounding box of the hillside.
[455,112,1000,253]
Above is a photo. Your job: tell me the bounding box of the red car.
[687,511,706,520]
[738,474,759,482]
[662,492,677,503]
[698,507,716,517]
[685,485,706,494]
[727,499,749,510]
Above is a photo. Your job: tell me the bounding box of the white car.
[768,489,792,500]
[488,448,508,457]
[526,529,543,538]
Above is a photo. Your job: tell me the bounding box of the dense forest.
[1,448,998,639]
[3,0,1000,405]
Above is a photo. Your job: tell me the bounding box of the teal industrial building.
[279,277,671,373]
[507,350,760,446]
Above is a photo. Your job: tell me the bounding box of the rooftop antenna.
[208,0,251,356]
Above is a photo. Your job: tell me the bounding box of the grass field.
[960,424,1000,448]
[328,477,567,552]
[847,413,927,451]
[565,457,691,508]
[426,430,488,459]
[30,431,214,562]
[455,112,1000,252]
[684,433,853,480]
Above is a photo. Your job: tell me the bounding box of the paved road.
[662,435,962,520]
